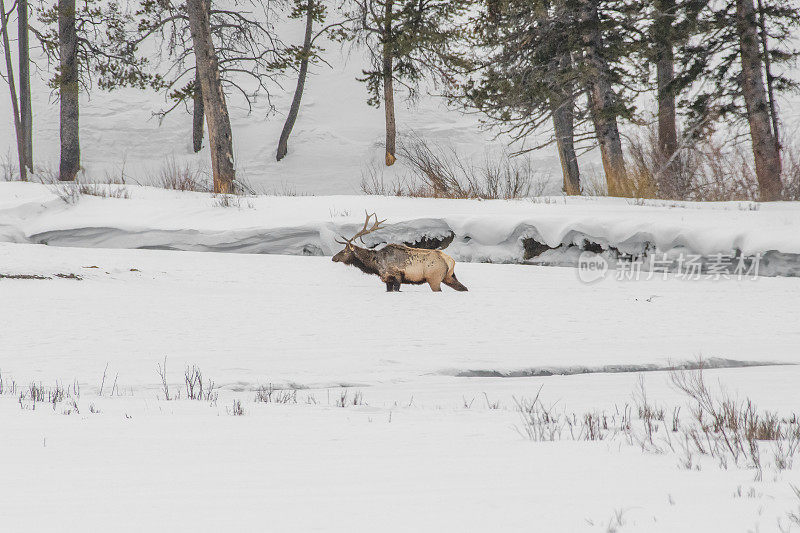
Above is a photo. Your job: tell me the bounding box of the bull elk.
[332,212,468,292]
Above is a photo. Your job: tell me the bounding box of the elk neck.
[350,246,382,276]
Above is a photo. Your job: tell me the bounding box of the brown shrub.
[625,127,800,201]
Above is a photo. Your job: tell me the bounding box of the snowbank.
[2,182,800,276]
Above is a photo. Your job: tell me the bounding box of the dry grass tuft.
[144,157,210,192]
[626,128,800,201]
[1,149,17,181]
[515,364,800,477]
[46,177,130,204]
[212,193,254,209]
[16,379,81,413]
[335,389,365,407]
[228,399,245,416]
[255,383,298,404]
[362,136,548,199]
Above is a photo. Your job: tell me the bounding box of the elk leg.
[384,275,401,292]
[381,268,403,292]
[427,279,442,292]
[443,272,469,292]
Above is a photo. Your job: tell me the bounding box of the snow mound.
[2,182,800,276]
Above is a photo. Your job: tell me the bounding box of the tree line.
[1,0,798,200]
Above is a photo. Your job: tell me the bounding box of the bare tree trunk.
[578,0,626,196]
[192,71,204,153]
[277,0,314,162]
[551,48,580,197]
[755,0,779,146]
[383,0,396,166]
[58,0,79,181]
[653,0,677,157]
[552,103,580,195]
[0,0,26,180]
[187,0,235,193]
[18,0,32,170]
[19,0,32,170]
[736,0,781,200]
[549,1,579,194]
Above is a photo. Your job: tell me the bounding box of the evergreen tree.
[19,0,32,171]
[35,0,161,181]
[277,0,346,161]
[677,0,800,199]
[186,0,235,192]
[631,0,707,197]
[0,0,25,180]
[461,0,642,195]
[340,0,470,166]
[642,0,705,158]
[130,0,291,150]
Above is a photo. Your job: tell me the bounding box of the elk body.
[332,213,468,292]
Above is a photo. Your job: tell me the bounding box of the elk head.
[332,211,386,264]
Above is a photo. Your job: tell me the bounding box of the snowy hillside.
[0,11,568,195]
[2,7,798,196]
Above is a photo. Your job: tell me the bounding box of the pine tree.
[677,0,800,200]
[633,0,706,197]
[277,0,343,162]
[0,0,26,180]
[57,0,78,181]
[460,0,641,195]
[35,0,163,181]
[19,0,32,171]
[186,0,234,193]
[341,0,470,166]
[128,0,291,168]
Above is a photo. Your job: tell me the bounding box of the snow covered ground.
[2,5,800,529]
[2,241,800,531]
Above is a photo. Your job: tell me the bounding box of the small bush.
[184,365,218,403]
[229,399,245,416]
[1,149,17,181]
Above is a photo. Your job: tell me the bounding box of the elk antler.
[336,211,387,245]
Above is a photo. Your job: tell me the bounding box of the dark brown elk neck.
[350,246,382,275]
[352,246,381,266]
